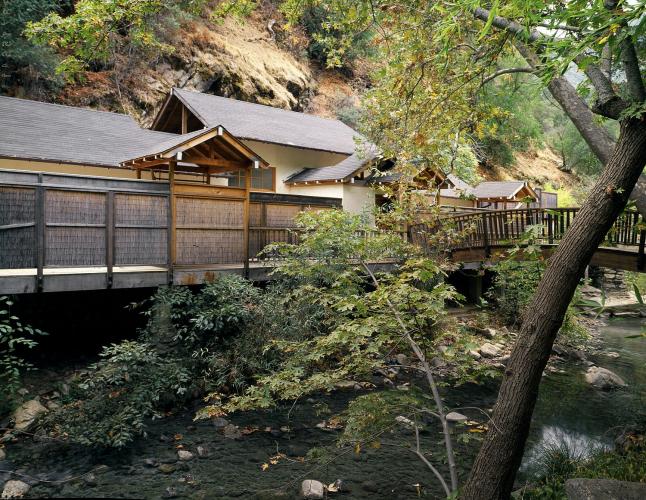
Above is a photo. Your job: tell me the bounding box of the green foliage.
[0,296,46,414]
[297,3,375,69]
[198,210,459,416]
[0,0,63,91]
[26,0,207,78]
[43,341,191,447]
[520,439,646,499]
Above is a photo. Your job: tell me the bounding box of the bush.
[43,341,191,448]
[0,296,46,415]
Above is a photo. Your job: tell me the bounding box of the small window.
[227,167,275,191]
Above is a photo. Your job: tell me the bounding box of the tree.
[275,2,646,498]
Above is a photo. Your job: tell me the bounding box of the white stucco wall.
[343,183,376,221]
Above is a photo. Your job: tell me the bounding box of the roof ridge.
[0,95,138,121]
[173,87,358,130]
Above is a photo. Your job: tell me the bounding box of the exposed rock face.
[588,266,630,297]
[139,18,314,123]
[300,479,325,499]
[1,480,30,498]
[584,366,627,390]
[565,478,646,499]
[12,399,47,431]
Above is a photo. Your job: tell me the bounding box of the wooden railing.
[409,208,646,268]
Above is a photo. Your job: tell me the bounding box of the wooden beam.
[183,156,248,170]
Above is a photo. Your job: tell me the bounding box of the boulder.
[177,450,194,461]
[0,449,5,461]
[300,479,325,499]
[158,464,176,474]
[565,478,646,499]
[484,328,496,339]
[395,353,408,366]
[1,480,30,498]
[211,417,229,429]
[196,445,209,458]
[585,366,627,390]
[445,412,468,423]
[12,400,47,431]
[479,343,501,358]
[468,350,482,360]
[223,424,242,440]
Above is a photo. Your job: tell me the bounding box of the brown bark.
[461,118,646,499]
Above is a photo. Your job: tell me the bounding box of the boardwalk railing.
[409,208,646,267]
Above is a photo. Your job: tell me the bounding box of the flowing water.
[1,318,644,499]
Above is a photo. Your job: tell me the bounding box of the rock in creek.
[1,480,30,499]
[300,479,325,499]
[211,417,229,429]
[445,412,468,423]
[177,450,194,461]
[12,400,47,431]
[584,366,627,390]
[0,449,5,461]
[479,343,501,358]
[565,478,646,500]
[223,424,242,440]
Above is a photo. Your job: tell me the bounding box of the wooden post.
[35,174,45,292]
[243,165,251,278]
[106,191,115,288]
[168,159,176,285]
[638,229,646,271]
[181,106,188,134]
[547,212,554,244]
[482,213,490,257]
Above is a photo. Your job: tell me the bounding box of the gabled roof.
[161,88,362,155]
[285,145,379,184]
[472,181,536,200]
[0,96,201,168]
[121,126,268,168]
[440,174,474,198]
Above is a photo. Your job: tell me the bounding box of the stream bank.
[1,316,644,499]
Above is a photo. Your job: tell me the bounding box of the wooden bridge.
[409,207,646,272]
[1,169,645,295]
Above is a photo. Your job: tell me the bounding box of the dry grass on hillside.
[479,148,580,189]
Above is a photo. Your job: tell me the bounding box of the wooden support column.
[106,191,115,288]
[243,165,251,278]
[638,229,646,271]
[168,159,176,285]
[35,174,45,292]
[181,106,188,134]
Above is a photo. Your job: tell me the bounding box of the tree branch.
[480,66,534,87]
[473,7,542,44]
[360,261,458,493]
[619,37,646,103]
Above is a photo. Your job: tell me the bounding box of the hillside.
[8,9,577,192]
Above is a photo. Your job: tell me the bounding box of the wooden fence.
[0,169,342,290]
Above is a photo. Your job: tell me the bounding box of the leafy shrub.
[0,296,46,415]
[43,341,191,448]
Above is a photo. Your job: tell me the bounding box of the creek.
[1,318,644,499]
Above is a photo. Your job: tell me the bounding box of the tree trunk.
[461,118,646,500]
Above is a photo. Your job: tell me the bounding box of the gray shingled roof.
[472,181,530,199]
[440,174,474,198]
[173,88,361,155]
[285,145,378,183]
[0,96,188,167]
